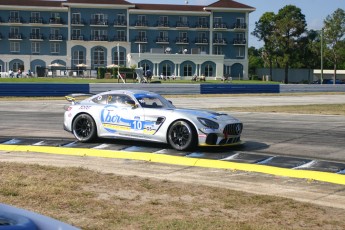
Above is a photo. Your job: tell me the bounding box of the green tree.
[252,12,276,79]
[323,8,345,83]
[248,46,264,78]
[274,5,307,83]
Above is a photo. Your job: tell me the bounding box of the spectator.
[9,69,14,78]
[171,73,176,80]
[145,69,152,82]
[17,68,22,78]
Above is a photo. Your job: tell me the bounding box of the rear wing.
[65,93,94,105]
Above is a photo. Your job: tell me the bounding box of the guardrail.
[0,83,344,96]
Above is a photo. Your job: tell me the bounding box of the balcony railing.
[91,35,108,41]
[8,17,22,23]
[233,38,246,45]
[49,34,63,40]
[213,23,227,29]
[113,20,126,26]
[195,23,209,28]
[90,19,108,26]
[176,22,189,28]
[213,38,227,45]
[233,23,247,29]
[175,37,189,44]
[113,36,126,41]
[30,33,44,40]
[195,38,208,44]
[71,18,85,25]
[49,18,62,24]
[156,37,169,43]
[135,36,148,43]
[30,17,43,24]
[157,21,169,27]
[135,20,148,27]
[71,35,84,40]
[8,33,22,39]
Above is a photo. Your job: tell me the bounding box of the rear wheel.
[72,114,97,142]
[168,120,196,151]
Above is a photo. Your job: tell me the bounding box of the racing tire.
[72,114,97,142]
[167,120,197,151]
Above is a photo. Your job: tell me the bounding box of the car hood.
[172,108,239,122]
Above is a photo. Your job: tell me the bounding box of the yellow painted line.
[0,144,344,186]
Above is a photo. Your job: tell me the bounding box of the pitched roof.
[0,0,63,7]
[207,0,254,10]
[132,3,204,12]
[66,0,131,5]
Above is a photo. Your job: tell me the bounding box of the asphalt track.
[0,94,345,208]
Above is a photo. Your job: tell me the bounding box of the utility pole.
[320,28,324,84]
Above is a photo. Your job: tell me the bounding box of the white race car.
[64,90,243,151]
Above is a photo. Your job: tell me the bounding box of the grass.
[1,163,345,230]
[217,104,345,116]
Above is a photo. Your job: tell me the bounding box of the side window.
[92,95,107,104]
[107,94,134,107]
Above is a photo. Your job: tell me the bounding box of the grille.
[223,123,243,135]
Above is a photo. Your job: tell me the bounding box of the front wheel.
[72,114,97,142]
[167,120,196,151]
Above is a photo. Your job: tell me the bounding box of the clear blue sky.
[130,0,344,48]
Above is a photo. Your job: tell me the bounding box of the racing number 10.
[131,120,143,130]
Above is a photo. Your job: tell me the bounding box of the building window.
[204,64,213,77]
[158,16,168,26]
[162,63,171,76]
[113,51,125,66]
[237,47,245,58]
[12,62,21,72]
[50,43,60,53]
[138,44,146,53]
[72,13,81,24]
[72,29,81,40]
[183,64,192,77]
[93,47,105,66]
[213,46,223,55]
[92,13,107,25]
[73,50,85,66]
[31,42,40,54]
[91,29,107,41]
[10,42,20,52]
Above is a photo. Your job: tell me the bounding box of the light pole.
[320,28,324,84]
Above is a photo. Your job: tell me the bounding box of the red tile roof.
[207,0,254,10]
[132,3,204,12]
[0,0,63,7]
[66,0,131,5]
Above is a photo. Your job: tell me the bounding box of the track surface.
[1,95,345,208]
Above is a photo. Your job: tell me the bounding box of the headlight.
[197,118,219,129]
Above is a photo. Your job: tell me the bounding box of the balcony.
[195,38,208,45]
[176,22,189,28]
[49,34,63,41]
[156,37,169,44]
[213,38,227,45]
[30,17,43,24]
[29,33,44,40]
[175,37,189,44]
[195,23,209,29]
[233,23,247,30]
[49,17,63,25]
[71,35,84,41]
[91,35,108,41]
[113,20,127,27]
[135,20,148,27]
[112,36,127,42]
[134,36,147,43]
[233,38,246,45]
[156,21,169,28]
[213,23,227,29]
[8,17,22,24]
[71,19,85,26]
[8,33,23,40]
[90,19,108,26]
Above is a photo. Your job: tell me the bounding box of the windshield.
[134,93,175,109]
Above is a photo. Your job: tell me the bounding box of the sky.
[130,0,345,48]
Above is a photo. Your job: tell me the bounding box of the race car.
[64,90,243,151]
